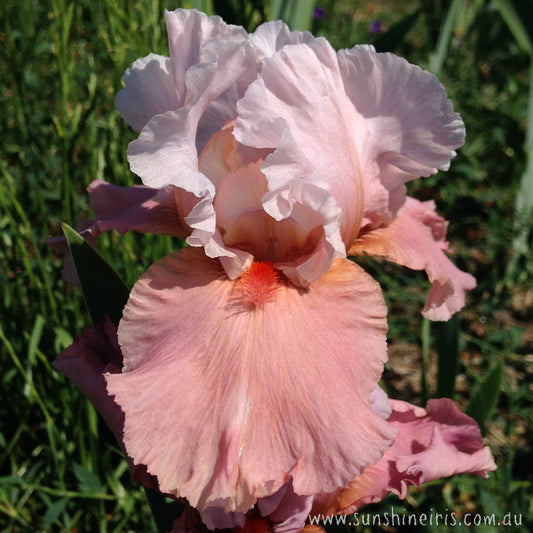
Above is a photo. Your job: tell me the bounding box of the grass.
[1,0,532,531]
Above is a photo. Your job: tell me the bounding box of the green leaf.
[53,326,73,352]
[492,0,533,55]
[269,0,316,31]
[435,314,460,399]
[0,475,23,486]
[72,463,104,494]
[430,0,465,75]
[43,498,68,527]
[145,487,186,533]
[62,223,130,326]
[27,314,45,363]
[466,359,503,432]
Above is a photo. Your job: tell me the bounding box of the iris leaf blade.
[61,223,129,327]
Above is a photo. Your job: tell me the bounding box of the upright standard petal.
[127,27,258,265]
[115,54,178,132]
[116,9,248,135]
[165,9,248,109]
[106,248,395,512]
[235,39,365,249]
[165,8,256,148]
[323,399,496,515]
[195,18,317,152]
[128,9,257,191]
[235,40,465,246]
[338,46,465,225]
[349,197,476,320]
[250,20,314,60]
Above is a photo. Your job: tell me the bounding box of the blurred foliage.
[0,0,532,531]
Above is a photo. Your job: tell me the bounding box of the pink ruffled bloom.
[53,7,494,523]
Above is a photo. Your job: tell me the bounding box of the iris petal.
[322,399,496,515]
[106,248,395,511]
[350,197,476,320]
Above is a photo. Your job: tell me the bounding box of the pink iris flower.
[53,7,493,523]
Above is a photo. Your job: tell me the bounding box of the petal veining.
[107,248,395,512]
[235,39,365,248]
[338,46,465,225]
[250,20,314,60]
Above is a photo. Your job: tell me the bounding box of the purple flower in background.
[313,6,326,20]
[369,20,382,34]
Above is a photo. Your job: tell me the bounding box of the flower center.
[239,261,279,306]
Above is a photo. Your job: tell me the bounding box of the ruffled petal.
[215,162,330,282]
[235,41,465,248]
[106,248,395,512]
[165,8,255,149]
[127,28,258,262]
[198,125,294,279]
[325,399,496,514]
[257,482,314,533]
[349,197,476,320]
[116,9,249,136]
[235,39,365,249]
[194,17,318,151]
[338,46,465,225]
[198,122,272,191]
[127,25,257,190]
[165,9,248,109]
[115,54,178,132]
[261,179,345,286]
[52,318,158,490]
[250,20,314,60]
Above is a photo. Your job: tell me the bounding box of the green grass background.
[1,0,532,531]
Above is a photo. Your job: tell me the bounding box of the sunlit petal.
[115,54,178,132]
[350,197,476,320]
[106,248,394,512]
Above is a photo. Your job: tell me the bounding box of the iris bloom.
[54,7,491,520]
